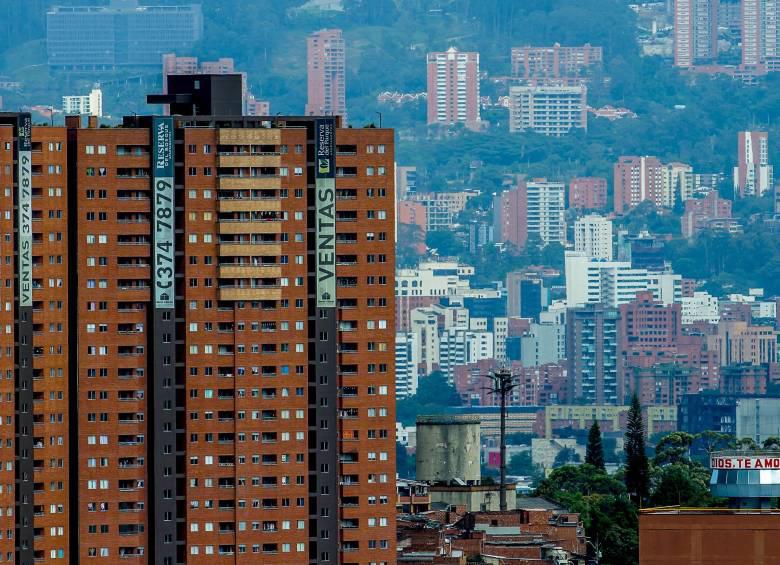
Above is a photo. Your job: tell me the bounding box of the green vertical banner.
[152,117,175,308]
[16,113,32,308]
[315,118,336,308]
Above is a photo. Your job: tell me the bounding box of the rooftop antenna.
[484,366,517,511]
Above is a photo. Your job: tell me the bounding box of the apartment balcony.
[218,243,282,257]
[217,176,280,190]
[217,154,281,168]
[217,128,281,146]
[218,265,281,279]
[218,198,282,213]
[219,287,282,301]
[217,220,281,235]
[341,542,360,553]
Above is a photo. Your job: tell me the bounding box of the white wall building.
[396,260,472,298]
[439,328,494,381]
[509,85,587,136]
[395,332,421,399]
[409,309,441,375]
[527,179,567,246]
[519,323,566,367]
[540,300,567,325]
[663,161,694,206]
[565,251,681,307]
[493,317,509,362]
[396,422,417,449]
[681,291,720,324]
[62,87,103,117]
[734,131,773,197]
[752,301,777,320]
[574,214,613,260]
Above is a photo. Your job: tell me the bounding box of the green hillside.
[0,0,777,198]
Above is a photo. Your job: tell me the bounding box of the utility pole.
[485,367,517,511]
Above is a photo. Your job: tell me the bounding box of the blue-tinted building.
[47,0,203,70]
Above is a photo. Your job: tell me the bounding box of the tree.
[536,464,637,565]
[553,447,581,467]
[763,437,780,450]
[650,463,716,508]
[536,464,626,500]
[650,432,724,508]
[625,394,649,503]
[505,432,536,446]
[653,432,694,466]
[735,437,757,451]
[586,422,606,470]
[396,442,416,479]
[396,223,425,267]
[697,430,733,459]
[395,371,463,426]
[425,230,461,256]
[507,451,542,482]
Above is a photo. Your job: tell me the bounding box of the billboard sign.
[152,117,175,309]
[711,455,780,470]
[315,119,336,308]
[17,113,32,308]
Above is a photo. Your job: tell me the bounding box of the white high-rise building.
[509,84,587,136]
[734,131,773,197]
[681,291,720,324]
[526,179,566,246]
[438,328,494,381]
[519,323,566,367]
[663,161,694,206]
[395,332,421,399]
[493,317,509,362]
[565,251,681,308]
[574,214,613,260]
[62,87,103,117]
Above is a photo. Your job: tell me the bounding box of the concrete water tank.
[416,415,481,483]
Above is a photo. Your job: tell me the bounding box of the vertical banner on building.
[312,117,340,562]
[15,112,34,565]
[315,119,336,308]
[150,115,178,564]
[17,113,32,307]
[152,117,174,308]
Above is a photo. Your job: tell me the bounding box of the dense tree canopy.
[536,464,636,565]
[396,371,462,426]
[625,395,650,503]
[586,422,606,470]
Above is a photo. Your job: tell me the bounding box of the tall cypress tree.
[586,421,605,470]
[625,394,649,503]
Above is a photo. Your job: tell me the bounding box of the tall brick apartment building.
[1,75,396,564]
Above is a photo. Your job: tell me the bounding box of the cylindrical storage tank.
[416,415,481,483]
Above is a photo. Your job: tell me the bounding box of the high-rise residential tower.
[742,0,780,70]
[568,177,607,210]
[673,0,720,68]
[510,43,603,78]
[574,214,614,260]
[0,77,396,565]
[426,47,481,128]
[508,84,587,136]
[734,130,773,197]
[306,29,347,123]
[566,304,620,405]
[613,156,665,214]
[493,177,565,249]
